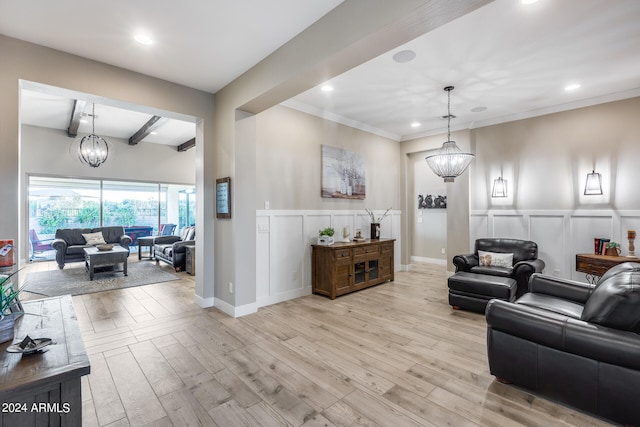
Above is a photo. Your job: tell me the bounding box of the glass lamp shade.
[584,170,603,195]
[425,140,475,183]
[78,133,109,168]
[491,177,507,198]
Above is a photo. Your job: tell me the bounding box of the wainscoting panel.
[270,214,305,297]
[471,210,638,282]
[256,210,401,308]
[493,215,528,241]
[529,215,565,278]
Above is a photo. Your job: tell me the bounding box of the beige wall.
[401,129,472,270]
[472,96,640,211]
[21,125,196,184]
[255,105,399,211]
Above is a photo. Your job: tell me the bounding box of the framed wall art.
[216,177,231,219]
[321,145,366,199]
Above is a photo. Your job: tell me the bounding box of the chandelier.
[78,103,109,168]
[425,86,475,182]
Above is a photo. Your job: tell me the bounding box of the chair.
[29,229,54,260]
[159,223,176,236]
[154,226,195,271]
[485,262,640,425]
[450,238,545,311]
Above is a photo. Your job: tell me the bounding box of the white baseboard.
[411,256,447,266]
[258,287,311,308]
[214,297,257,318]
[194,294,214,308]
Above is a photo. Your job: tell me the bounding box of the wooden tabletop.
[0,295,90,399]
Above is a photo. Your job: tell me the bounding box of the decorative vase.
[0,314,15,344]
[370,223,380,240]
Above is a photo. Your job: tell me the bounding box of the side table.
[0,295,90,426]
[185,244,195,275]
[138,236,156,260]
[575,253,638,283]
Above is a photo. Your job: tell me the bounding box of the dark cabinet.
[312,239,395,299]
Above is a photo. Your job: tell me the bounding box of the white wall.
[469,97,640,280]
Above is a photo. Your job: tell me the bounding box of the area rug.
[23,262,180,297]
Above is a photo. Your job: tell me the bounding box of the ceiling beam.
[177,138,195,152]
[128,115,164,145]
[67,99,87,137]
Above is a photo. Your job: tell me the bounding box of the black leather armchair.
[486,262,640,426]
[453,238,545,298]
[154,226,195,272]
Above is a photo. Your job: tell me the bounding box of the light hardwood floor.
[20,259,614,426]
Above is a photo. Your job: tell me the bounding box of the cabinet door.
[379,242,394,281]
[334,259,352,293]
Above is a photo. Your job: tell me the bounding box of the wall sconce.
[491,176,507,198]
[584,170,603,195]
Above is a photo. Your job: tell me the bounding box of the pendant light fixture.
[491,176,507,198]
[425,86,475,182]
[584,170,603,195]
[78,103,109,168]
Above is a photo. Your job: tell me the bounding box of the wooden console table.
[576,253,638,282]
[312,238,395,299]
[0,295,90,426]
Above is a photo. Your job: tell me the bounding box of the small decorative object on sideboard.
[365,208,392,240]
[340,226,351,243]
[628,230,636,257]
[604,241,621,256]
[317,227,335,246]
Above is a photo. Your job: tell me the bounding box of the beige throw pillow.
[478,250,513,268]
[82,231,107,246]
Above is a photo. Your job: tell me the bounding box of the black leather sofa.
[452,238,545,299]
[486,262,640,426]
[52,226,132,269]
[154,226,195,272]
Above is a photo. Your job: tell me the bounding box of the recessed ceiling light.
[565,83,581,91]
[471,106,488,113]
[321,85,334,92]
[134,33,153,45]
[80,119,88,123]
[150,131,157,135]
[393,50,416,63]
[521,0,539,4]
[411,122,421,128]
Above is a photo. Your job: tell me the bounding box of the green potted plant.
[605,241,621,256]
[0,269,25,344]
[318,227,335,246]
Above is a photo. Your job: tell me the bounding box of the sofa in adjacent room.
[154,226,195,272]
[52,226,132,269]
[485,262,640,426]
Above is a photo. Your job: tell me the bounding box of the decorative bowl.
[96,244,113,251]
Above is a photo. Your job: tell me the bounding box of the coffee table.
[84,245,129,280]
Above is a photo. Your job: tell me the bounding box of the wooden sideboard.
[312,238,395,299]
[576,253,638,281]
[0,295,90,426]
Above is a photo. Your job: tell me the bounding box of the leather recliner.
[453,238,545,299]
[485,262,640,426]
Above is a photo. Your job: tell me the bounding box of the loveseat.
[154,226,195,272]
[452,238,545,299]
[485,262,640,426]
[52,226,132,269]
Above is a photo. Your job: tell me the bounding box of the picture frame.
[216,177,231,219]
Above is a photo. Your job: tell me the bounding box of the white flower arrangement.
[365,207,392,223]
